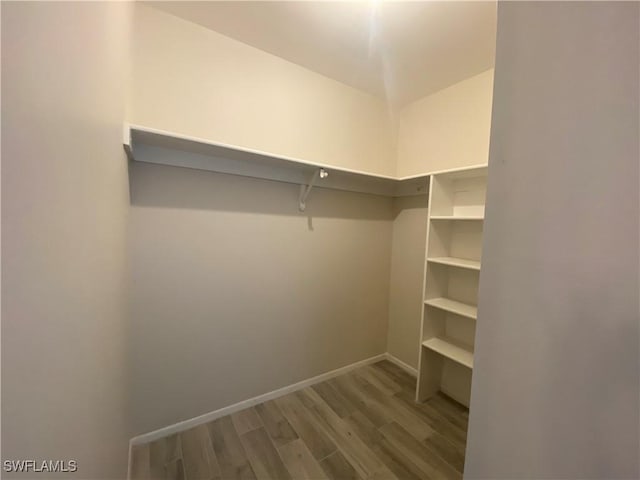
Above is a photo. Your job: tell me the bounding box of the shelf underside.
[427,256,481,271]
[126,125,429,198]
[424,297,478,319]
[422,337,474,369]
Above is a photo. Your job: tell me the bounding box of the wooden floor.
[130,360,468,480]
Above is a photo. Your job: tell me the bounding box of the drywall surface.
[466,2,639,478]
[386,196,428,369]
[396,69,494,177]
[130,4,396,177]
[1,2,132,478]
[128,162,393,435]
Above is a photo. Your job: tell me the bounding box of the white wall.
[396,69,494,177]
[466,2,639,478]
[1,2,132,477]
[386,196,428,369]
[130,4,396,177]
[131,4,496,181]
[128,162,393,435]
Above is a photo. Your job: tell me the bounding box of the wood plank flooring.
[130,360,468,480]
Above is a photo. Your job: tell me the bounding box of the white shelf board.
[430,215,484,221]
[424,297,478,319]
[124,124,429,198]
[431,164,488,180]
[422,337,474,369]
[427,257,481,271]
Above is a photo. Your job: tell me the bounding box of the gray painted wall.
[466,2,639,478]
[387,196,428,369]
[128,162,393,435]
[2,3,132,477]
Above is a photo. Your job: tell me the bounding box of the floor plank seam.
[421,435,464,475]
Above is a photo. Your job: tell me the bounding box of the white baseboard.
[129,353,386,447]
[383,352,418,377]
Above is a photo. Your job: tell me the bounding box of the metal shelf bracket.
[298,168,328,212]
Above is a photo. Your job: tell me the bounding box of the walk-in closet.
[121,3,495,477]
[4,1,638,479]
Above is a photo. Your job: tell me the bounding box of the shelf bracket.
[123,123,135,161]
[299,168,328,212]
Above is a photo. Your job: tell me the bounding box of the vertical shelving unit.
[416,165,487,406]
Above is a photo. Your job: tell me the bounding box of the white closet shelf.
[422,337,474,369]
[430,215,484,220]
[424,297,478,319]
[123,124,429,198]
[427,257,481,271]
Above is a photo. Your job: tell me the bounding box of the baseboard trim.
[129,353,386,447]
[383,352,418,377]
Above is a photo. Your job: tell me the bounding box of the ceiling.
[149,1,497,107]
